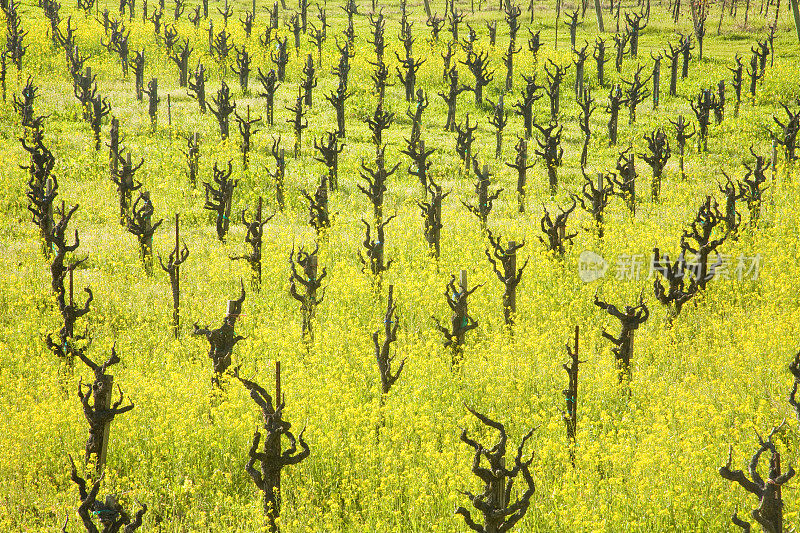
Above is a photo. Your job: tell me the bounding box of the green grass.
[1,0,800,530]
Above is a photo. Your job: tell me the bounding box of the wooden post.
[652,56,661,109]
[677,115,687,178]
[459,269,467,331]
[276,148,285,209]
[433,180,442,258]
[82,67,92,119]
[492,457,506,511]
[142,191,153,275]
[122,153,132,224]
[423,0,431,18]
[622,324,634,377]
[149,77,158,130]
[173,213,180,338]
[45,177,54,245]
[594,0,605,32]
[555,0,561,50]
[69,267,74,309]
[96,374,114,474]
[308,255,318,296]
[252,196,263,289]
[628,328,634,357]
[572,324,578,414]
[227,296,237,317]
[574,322,579,354]
[477,164,489,227]
[274,359,281,513]
[772,138,778,181]
[223,180,233,238]
[452,269,468,353]
[275,360,281,404]
[495,96,504,157]
[790,0,800,42]
[0,52,5,103]
[168,94,172,127]
[516,139,528,213]
[306,254,318,335]
[188,132,199,187]
[419,139,426,189]
[564,324,579,466]
[110,117,119,178]
[506,241,516,323]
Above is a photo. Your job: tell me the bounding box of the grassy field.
[1,0,800,530]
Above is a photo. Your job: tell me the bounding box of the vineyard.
[1,0,800,528]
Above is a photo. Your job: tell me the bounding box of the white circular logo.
[578,250,609,282]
